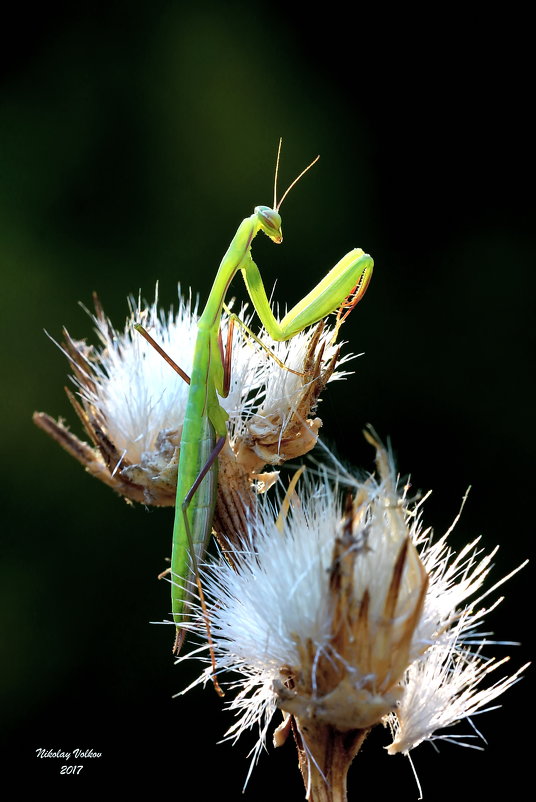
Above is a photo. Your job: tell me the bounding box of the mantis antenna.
[273,137,320,212]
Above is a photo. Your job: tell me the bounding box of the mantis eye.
[255,205,281,228]
[254,206,283,242]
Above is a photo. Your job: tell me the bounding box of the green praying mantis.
[138,142,374,667]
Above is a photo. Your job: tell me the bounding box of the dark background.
[1,2,533,797]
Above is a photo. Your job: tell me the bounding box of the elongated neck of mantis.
[197,214,263,330]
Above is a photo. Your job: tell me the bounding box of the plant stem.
[293,719,370,802]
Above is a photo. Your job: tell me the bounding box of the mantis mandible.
[141,142,374,661]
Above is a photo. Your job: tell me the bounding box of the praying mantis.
[139,143,374,661]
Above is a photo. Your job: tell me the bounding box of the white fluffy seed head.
[179,439,526,774]
[80,290,198,462]
[71,288,353,466]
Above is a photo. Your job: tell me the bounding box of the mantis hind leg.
[219,315,235,397]
[134,324,191,384]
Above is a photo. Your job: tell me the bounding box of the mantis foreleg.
[240,247,372,342]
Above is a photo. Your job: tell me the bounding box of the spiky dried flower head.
[33,287,355,515]
[180,435,527,791]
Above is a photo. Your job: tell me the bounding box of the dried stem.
[292,719,369,802]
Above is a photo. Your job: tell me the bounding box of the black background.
[1,2,533,797]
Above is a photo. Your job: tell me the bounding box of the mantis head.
[255,205,283,244]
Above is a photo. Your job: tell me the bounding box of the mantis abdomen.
[171,340,221,631]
